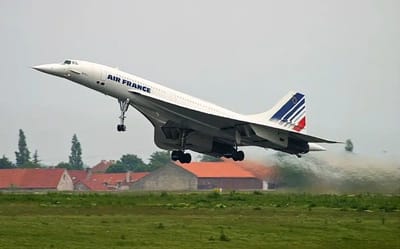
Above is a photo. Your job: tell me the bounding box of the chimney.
[126,171,131,183]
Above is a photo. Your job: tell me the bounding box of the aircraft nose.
[32,64,54,74]
[32,63,65,77]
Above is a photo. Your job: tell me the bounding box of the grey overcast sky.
[0,0,399,166]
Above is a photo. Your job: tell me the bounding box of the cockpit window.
[62,60,79,65]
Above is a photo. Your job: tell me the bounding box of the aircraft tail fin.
[266,91,307,133]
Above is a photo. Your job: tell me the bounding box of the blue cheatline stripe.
[271,92,304,120]
[282,98,305,121]
[289,105,306,123]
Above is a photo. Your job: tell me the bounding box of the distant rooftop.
[177,161,256,178]
[91,160,115,173]
[0,168,67,189]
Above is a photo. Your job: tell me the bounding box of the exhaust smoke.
[264,152,400,193]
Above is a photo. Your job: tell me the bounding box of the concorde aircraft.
[33,60,338,163]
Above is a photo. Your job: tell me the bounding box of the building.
[180,161,262,190]
[68,170,89,185]
[131,161,263,191]
[91,160,115,173]
[68,169,91,191]
[235,161,277,189]
[0,168,73,191]
[74,171,149,191]
[131,163,198,191]
[74,177,108,191]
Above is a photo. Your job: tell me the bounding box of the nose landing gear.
[117,98,130,132]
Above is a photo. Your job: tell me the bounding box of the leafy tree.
[69,134,83,169]
[106,162,128,173]
[106,154,147,173]
[15,129,31,167]
[32,150,40,165]
[148,151,170,171]
[20,161,41,168]
[200,154,223,162]
[345,139,354,153]
[120,154,147,172]
[0,155,15,169]
[56,162,73,170]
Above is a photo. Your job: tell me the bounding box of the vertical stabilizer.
[267,91,307,133]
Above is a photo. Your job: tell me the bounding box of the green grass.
[0,192,399,249]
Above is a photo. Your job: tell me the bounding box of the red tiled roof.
[77,172,149,191]
[79,179,108,191]
[91,160,115,173]
[89,173,126,185]
[68,170,89,184]
[131,172,150,181]
[177,161,256,178]
[235,161,275,180]
[0,168,66,189]
[88,172,149,185]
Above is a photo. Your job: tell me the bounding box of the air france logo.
[107,74,151,93]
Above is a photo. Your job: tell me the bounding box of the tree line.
[105,151,170,173]
[0,129,83,170]
[0,129,177,172]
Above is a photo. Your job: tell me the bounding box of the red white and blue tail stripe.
[269,92,306,132]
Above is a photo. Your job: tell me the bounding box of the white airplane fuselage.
[33,59,335,163]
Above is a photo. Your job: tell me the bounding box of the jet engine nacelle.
[281,138,310,155]
[186,133,214,153]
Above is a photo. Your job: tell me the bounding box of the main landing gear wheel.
[232,150,245,161]
[117,98,129,132]
[171,150,192,164]
[170,129,192,163]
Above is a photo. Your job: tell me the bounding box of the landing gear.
[117,124,126,132]
[230,143,245,161]
[170,129,192,163]
[117,98,129,132]
[232,150,245,161]
[171,150,192,164]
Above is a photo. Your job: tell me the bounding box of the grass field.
[0,191,399,249]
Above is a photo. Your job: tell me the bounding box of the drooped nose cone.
[32,63,65,77]
[32,64,51,73]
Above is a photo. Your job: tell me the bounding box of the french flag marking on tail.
[270,92,306,132]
